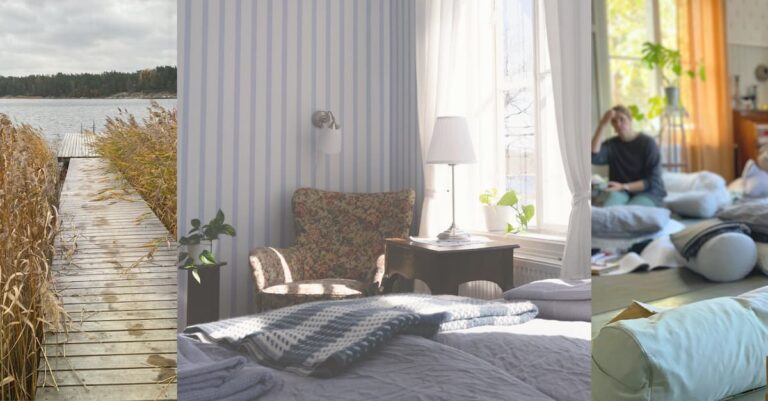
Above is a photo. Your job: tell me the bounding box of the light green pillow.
[757,242,768,275]
[592,296,768,401]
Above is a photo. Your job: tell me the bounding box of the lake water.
[0,98,177,140]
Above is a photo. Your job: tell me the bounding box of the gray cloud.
[0,0,176,76]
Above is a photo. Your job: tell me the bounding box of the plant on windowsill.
[628,41,706,122]
[178,209,236,283]
[479,188,535,234]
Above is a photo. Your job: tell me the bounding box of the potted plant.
[479,188,535,233]
[629,42,705,121]
[178,209,236,325]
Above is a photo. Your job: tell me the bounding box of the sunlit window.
[498,0,570,235]
[604,0,678,131]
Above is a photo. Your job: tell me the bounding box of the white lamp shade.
[426,116,476,164]
[318,127,342,154]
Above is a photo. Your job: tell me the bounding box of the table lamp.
[426,116,477,241]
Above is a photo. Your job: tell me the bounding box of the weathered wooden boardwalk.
[37,136,177,400]
[57,132,98,158]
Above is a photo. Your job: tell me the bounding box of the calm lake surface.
[0,98,176,140]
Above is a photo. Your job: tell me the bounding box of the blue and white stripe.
[178,0,421,321]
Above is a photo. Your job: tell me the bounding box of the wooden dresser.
[733,109,768,175]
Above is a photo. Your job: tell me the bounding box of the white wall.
[178,0,420,322]
[726,0,768,107]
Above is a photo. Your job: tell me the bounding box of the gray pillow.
[503,279,590,301]
[717,199,768,240]
[592,206,671,239]
[527,300,590,322]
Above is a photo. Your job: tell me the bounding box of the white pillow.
[503,278,591,301]
[663,190,719,218]
[742,159,768,198]
[757,242,768,276]
[687,232,757,282]
[662,171,731,217]
[593,295,768,401]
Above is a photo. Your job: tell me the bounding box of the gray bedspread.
[180,318,591,401]
[182,334,557,401]
[433,320,591,401]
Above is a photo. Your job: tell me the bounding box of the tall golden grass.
[0,114,66,401]
[93,102,177,237]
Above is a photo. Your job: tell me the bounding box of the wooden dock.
[57,132,98,158]
[37,136,177,400]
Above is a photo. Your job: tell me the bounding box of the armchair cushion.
[258,279,366,311]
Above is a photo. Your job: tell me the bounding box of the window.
[596,0,678,131]
[497,0,571,236]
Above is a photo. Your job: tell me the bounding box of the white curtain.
[542,0,592,279]
[415,0,503,237]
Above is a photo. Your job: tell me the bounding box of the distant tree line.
[0,66,177,98]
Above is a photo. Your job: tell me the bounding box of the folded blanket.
[183,294,538,377]
[177,336,279,401]
[670,219,751,259]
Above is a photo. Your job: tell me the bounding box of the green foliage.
[0,66,177,98]
[480,188,535,233]
[629,42,705,122]
[178,209,236,283]
[479,188,499,205]
[640,42,704,87]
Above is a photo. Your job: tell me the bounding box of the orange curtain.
[677,0,734,181]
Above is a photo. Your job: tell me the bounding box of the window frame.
[594,0,676,121]
[493,0,569,238]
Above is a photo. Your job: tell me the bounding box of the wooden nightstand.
[383,238,520,295]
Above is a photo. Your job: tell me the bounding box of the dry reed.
[0,114,66,401]
[93,102,177,237]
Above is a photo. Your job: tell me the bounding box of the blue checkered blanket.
[182,294,538,377]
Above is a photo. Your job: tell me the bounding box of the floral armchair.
[249,188,415,311]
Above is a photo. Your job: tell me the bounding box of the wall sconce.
[312,110,342,155]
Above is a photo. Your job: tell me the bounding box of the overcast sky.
[0,0,176,77]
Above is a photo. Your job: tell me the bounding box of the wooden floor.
[37,158,177,401]
[592,268,768,338]
[57,132,98,158]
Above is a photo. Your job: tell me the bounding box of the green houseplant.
[178,209,236,283]
[629,41,706,122]
[479,188,535,233]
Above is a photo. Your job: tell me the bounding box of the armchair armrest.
[249,246,303,291]
[364,254,387,295]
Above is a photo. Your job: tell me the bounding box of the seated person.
[592,105,666,207]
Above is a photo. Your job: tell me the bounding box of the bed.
[179,296,591,401]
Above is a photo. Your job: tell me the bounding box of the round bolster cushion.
[592,297,768,401]
[687,232,757,282]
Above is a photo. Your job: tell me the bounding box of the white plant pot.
[483,205,515,232]
[187,240,216,264]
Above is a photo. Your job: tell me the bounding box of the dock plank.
[39,158,177,400]
[57,132,98,158]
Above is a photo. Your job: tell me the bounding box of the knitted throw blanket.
[183,294,538,377]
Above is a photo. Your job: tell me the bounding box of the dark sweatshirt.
[592,133,666,206]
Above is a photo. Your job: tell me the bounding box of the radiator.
[412,255,561,300]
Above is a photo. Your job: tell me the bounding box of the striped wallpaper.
[178,0,420,321]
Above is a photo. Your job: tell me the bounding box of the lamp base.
[437,224,471,241]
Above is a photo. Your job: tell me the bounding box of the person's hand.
[605,181,625,192]
[600,110,615,126]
